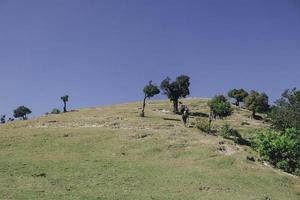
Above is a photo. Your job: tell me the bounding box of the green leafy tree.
[140,81,160,117]
[255,128,300,174]
[0,115,6,124]
[13,106,32,120]
[268,88,300,131]
[244,90,269,118]
[228,88,248,106]
[61,95,69,113]
[160,75,190,113]
[207,95,232,132]
[208,95,232,119]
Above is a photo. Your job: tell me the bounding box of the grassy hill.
[0,98,299,200]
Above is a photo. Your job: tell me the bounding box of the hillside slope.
[0,98,299,200]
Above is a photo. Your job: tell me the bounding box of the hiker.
[182,105,189,125]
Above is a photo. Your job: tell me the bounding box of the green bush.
[219,124,243,144]
[51,108,61,114]
[255,128,300,174]
[208,95,232,119]
[195,117,210,133]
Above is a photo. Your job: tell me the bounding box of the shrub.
[195,117,210,133]
[219,124,243,144]
[51,108,61,114]
[208,95,232,119]
[255,128,300,174]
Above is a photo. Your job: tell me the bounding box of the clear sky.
[0,0,299,117]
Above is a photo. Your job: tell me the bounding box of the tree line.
[141,74,270,119]
[0,95,70,123]
[141,75,300,176]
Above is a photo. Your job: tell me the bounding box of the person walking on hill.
[181,105,190,126]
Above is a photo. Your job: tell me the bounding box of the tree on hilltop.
[160,75,190,113]
[61,95,69,113]
[140,81,160,117]
[228,88,248,106]
[13,106,32,120]
[244,90,269,118]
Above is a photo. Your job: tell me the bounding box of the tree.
[208,95,232,119]
[268,88,300,131]
[0,115,6,124]
[208,95,232,131]
[13,106,32,120]
[140,81,160,117]
[61,95,69,113]
[160,75,190,113]
[244,90,269,118]
[228,88,248,106]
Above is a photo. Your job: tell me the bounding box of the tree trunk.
[252,110,256,119]
[63,102,67,113]
[173,99,179,113]
[140,96,147,117]
[208,112,213,133]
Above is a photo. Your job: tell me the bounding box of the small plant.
[195,117,211,133]
[51,108,61,114]
[219,124,242,144]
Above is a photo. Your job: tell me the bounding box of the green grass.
[0,98,299,199]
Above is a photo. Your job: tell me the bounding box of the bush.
[255,128,300,174]
[219,124,243,144]
[195,117,210,133]
[208,95,232,119]
[51,108,61,114]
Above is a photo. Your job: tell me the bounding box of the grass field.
[0,98,300,200]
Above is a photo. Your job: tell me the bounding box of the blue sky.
[0,0,299,117]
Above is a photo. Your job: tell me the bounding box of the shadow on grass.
[163,118,181,122]
[190,112,209,117]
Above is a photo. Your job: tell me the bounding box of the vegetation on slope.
[0,99,300,200]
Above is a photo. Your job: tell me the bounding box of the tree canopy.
[228,88,248,106]
[208,95,232,119]
[13,106,32,120]
[160,75,190,113]
[269,88,300,131]
[140,81,160,117]
[244,90,269,118]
